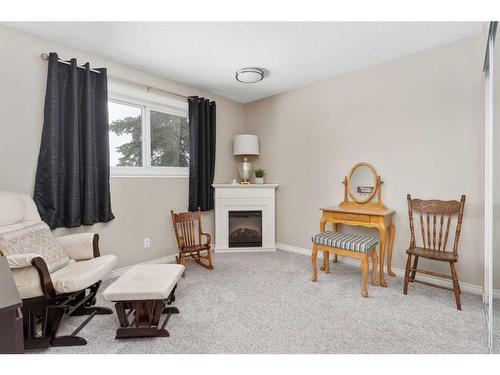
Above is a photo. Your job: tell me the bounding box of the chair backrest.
[0,191,41,234]
[170,208,203,249]
[406,194,465,255]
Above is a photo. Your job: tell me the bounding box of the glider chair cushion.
[0,191,41,232]
[56,232,99,260]
[51,255,117,294]
[9,263,45,299]
[10,256,117,299]
[0,222,70,273]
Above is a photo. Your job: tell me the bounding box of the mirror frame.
[346,162,378,204]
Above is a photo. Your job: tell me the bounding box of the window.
[108,96,189,176]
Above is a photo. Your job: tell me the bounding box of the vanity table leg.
[379,227,388,287]
[388,224,396,277]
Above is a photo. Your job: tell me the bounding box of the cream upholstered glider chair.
[0,191,117,349]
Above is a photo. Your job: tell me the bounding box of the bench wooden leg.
[361,256,369,298]
[311,244,318,282]
[370,250,378,286]
[321,251,335,269]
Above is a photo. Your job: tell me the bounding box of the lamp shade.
[233,134,259,156]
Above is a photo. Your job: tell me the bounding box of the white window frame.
[108,90,189,178]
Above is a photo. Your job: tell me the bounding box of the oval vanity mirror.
[347,162,378,203]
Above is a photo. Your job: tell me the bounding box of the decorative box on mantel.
[212,184,279,253]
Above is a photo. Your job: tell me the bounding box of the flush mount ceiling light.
[235,67,264,83]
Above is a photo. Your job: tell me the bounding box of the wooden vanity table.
[319,163,395,287]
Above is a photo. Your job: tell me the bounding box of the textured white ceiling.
[7,22,484,103]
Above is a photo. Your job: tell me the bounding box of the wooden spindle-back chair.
[403,194,466,310]
[170,208,214,271]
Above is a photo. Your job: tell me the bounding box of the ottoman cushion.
[103,264,184,301]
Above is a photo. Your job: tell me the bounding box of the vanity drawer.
[331,212,370,223]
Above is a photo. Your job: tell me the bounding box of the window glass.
[108,101,143,167]
[150,110,189,167]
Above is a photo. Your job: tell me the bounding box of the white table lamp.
[233,135,259,184]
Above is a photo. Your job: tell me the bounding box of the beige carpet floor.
[33,250,489,354]
[493,299,500,353]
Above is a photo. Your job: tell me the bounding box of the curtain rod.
[40,53,102,74]
[483,22,497,72]
[40,53,189,100]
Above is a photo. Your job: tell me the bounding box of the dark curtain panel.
[34,52,114,229]
[188,96,216,212]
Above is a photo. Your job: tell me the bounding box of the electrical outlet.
[144,238,151,248]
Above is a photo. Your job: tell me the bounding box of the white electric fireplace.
[212,184,278,252]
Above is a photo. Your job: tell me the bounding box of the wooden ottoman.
[102,264,184,339]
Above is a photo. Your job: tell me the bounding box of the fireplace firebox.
[228,210,262,248]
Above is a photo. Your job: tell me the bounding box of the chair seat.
[12,254,117,299]
[51,255,118,294]
[312,231,378,253]
[182,244,210,253]
[406,247,458,262]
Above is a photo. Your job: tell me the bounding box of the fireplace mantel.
[212,184,279,189]
[212,183,278,253]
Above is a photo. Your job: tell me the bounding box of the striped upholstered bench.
[311,231,379,298]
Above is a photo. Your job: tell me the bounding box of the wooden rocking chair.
[170,208,214,271]
[403,194,466,310]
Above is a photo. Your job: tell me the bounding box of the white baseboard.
[106,254,177,280]
[215,247,276,253]
[276,242,488,297]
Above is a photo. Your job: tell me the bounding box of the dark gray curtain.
[34,52,114,229]
[188,96,216,212]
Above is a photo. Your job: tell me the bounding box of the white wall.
[0,24,245,268]
[244,34,485,286]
